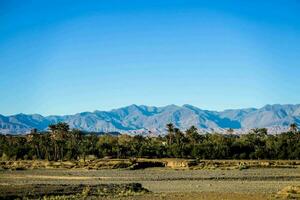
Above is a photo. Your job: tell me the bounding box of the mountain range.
[1,104,300,135]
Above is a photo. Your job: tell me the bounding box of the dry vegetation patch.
[0,159,299,171]
[190,160,300,170]
[0,183,149,199]
[276,185,300,199]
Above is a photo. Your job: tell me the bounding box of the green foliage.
[0,123,299,160]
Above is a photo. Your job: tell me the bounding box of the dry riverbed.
[1,165,300,199]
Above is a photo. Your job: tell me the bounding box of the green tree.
[49,122,70,160]
[166,123,175,145]
[290,123,298,133]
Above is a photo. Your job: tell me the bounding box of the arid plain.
[1,159,299,199]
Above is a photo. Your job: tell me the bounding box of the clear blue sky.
[1,0,300,115]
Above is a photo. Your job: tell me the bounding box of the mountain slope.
[0,104,299,134]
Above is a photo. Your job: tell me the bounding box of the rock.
[277,185,300,199]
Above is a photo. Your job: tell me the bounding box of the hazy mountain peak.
[182,104,198,109]
[0,104,299,134]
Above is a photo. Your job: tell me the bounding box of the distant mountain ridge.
[1,104,300,134]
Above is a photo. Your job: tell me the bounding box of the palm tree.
[31,133,41,159]
[49,124,59,160]
[41,134,51,160]
[227,128,234,134]
[251,128,268,136]
[49,122,70,160]
[174,128,184,145]
[166,123,174,133]
[289,123,298,133]
[186,126,199,145]
[166,123,175,145]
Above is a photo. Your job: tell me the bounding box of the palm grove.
[0,123,299,160]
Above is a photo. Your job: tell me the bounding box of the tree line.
[0,123,299,161]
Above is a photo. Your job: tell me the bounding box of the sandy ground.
[1,167,299,199]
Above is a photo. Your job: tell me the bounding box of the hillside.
[1,104,299,134]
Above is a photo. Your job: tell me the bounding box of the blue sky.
[0,0,300,115]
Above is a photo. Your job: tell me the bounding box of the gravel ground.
[0,167,299,199]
